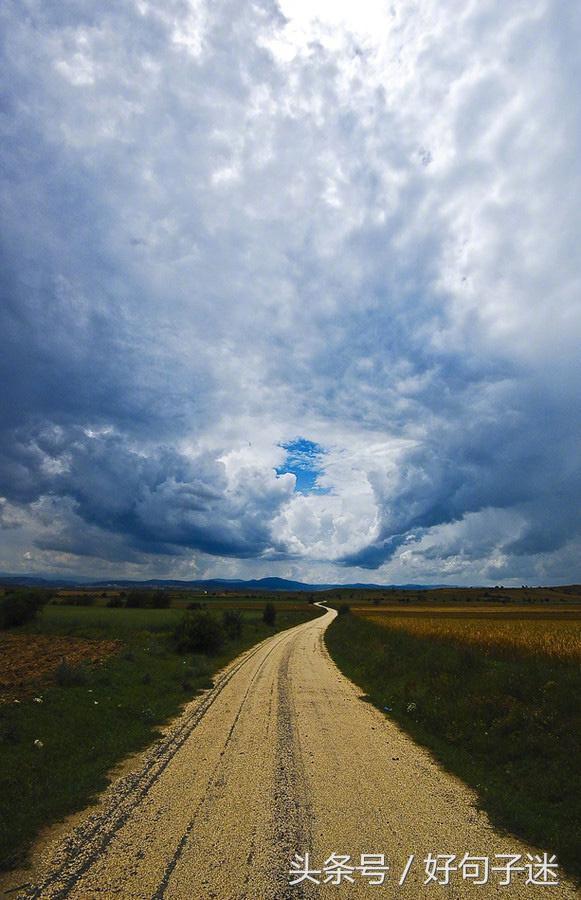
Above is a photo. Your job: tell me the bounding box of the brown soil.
[0,634,120,702]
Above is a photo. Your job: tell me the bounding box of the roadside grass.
[0,602,321,871]
[325,610,581,881]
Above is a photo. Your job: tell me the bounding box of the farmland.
[359,606,581,660]
[325,592,581,880]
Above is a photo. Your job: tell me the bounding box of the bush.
[222,609,243,640]
[173,612,225,655]
[151,590,170,609]
[106,596,125,608]
[262,602,276,626]
[125,591,150,608]
[337,603,351,616]
[0,590,49,629]
[187,601,204,610]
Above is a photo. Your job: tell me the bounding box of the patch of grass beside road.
[0,601,321,871]
[325,610,581,880]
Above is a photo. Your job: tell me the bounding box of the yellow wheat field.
[357,609,581,661]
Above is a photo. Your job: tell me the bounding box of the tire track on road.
[21,623,313,900]
[150,626,303,899]
[271,637,316,900]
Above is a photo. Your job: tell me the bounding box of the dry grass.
[357,606,581,661]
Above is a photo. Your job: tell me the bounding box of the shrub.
[262,602,276,626]
[222,609,243,640]
[125,590,149,608]
[151,590,170,609]
[337,603,351,616]
[106,596,125,608]
[0,590,49,629]
[173,611,225,655]
[187,601,204,610]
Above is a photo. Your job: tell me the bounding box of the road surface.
[12,605,576,898]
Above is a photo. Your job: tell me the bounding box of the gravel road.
[11,605,577,899]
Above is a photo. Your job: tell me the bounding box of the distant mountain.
[0,572,451,592]
[0,574,90,587]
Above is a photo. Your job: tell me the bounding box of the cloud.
[0,427,295,560]
[0,0,579,583]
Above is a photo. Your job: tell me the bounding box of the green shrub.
[222,609,243,639]
[151,590,170,609]
[173,611,225,655]
[337,603,351,616]
[262,602,276,626]
[0,591,49,629]
[106,596,125,608]
[125,591,150,608]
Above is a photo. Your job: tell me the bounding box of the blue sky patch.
[276,438,329,494]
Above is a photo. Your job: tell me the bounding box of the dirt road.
[13,606,577,898]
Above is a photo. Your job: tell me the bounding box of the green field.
[0,596,321,870]
[325,603,581,880]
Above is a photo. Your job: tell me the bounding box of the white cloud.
[0,0,579,583]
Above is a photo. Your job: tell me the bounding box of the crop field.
[356,605,581,661]
[326,595,581,880]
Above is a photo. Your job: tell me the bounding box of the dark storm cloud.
[0,427,293,559]
[342,378,581,569]
[0,0,580,582]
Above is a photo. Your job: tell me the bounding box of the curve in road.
[16,604,577,899]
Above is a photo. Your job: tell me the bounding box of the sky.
[1,0,580,585]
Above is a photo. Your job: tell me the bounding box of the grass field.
[325,601,581,880]
[0,597,321,870]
